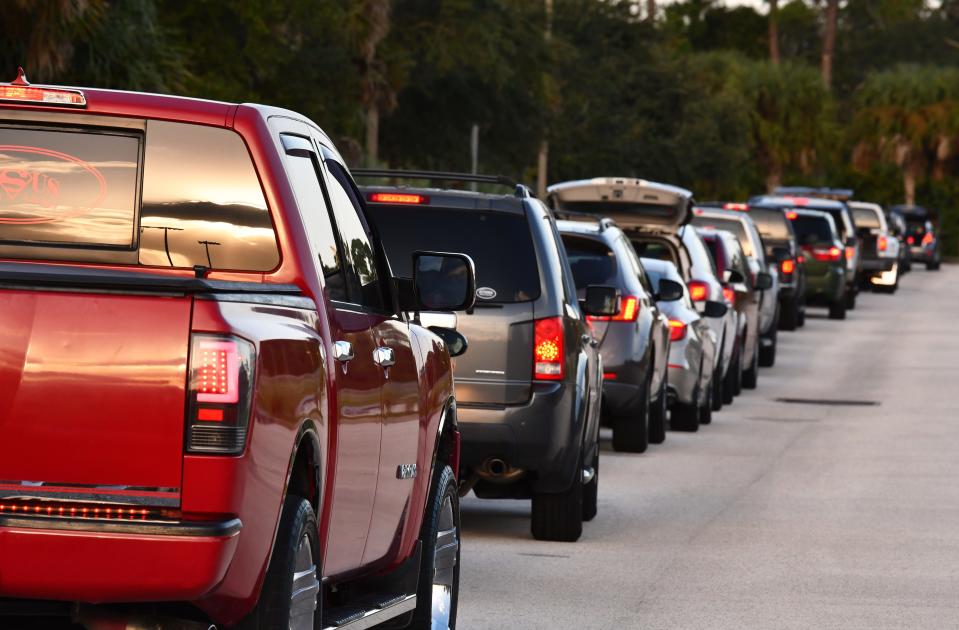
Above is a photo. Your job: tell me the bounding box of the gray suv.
[557,219,671,453]
[357,171,607,542]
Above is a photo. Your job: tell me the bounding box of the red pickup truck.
[0,71,472,630]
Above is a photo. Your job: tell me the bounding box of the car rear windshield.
[747,208,791,241]
[852,207,882,229]
[561,235,618,288]
[0,120,279,271]
[903,216,930,237]
[628,235,678,265]
[690,216,754,256]
[365,205,541,303]
[791,215,835,245]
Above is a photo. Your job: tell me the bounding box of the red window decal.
[0,145,107,224]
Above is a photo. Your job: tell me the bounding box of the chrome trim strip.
[322,595,416,630]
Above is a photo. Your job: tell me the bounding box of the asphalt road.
[457,266,959,629]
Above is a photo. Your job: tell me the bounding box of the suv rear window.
[747,208,791,241]
[0,120,279,271]
[366,205,541,303]
[792,215,835,245]
[0,125,140,248]
[562,235,618,288]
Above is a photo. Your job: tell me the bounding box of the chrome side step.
[322,594,416,630]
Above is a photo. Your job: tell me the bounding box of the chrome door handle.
[373,346,395,368]
[333,340,354,363]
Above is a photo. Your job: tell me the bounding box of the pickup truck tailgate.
[0,289,191,491]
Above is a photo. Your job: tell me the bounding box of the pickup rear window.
[851,207,882,230]
[747,208,791,241]
[365,205,540,303]
[0,120,279,272]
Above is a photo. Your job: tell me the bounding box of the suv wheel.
[411,464,460,630]
[532,461,584,542]
[928,260,941,271]
[700,378,714,425]
[722,343,740,404]
[238,496,320,630]
[759,329,777,367]
[742,341,759,389]
[797,307,806,327]
[671,400,700,432]
[845,287,857,310]
[778,298,799,331]
[582,452,599,522]
[829,298,847,320]
[611,371,650,453]
[648,370,667,445]
[711,364,724,412]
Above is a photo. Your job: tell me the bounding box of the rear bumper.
[667,364,697,406]
[0,515,240,602]
[860,257,896,273]
[804,267,845,304]
[458,381,583,494]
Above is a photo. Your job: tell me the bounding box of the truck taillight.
[533,317,565,381]
[845,246,855,261]
[187,335,255,454]
[877,235,888,252]
[687,281,708,302]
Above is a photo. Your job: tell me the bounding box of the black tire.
[759,329,777,368]
[845,287,857,310]
[238,496,320,630]
[722,343,740,404]
[700,379,713,425]
[611,371,650,454]
[410,464,460,630]
[531,464,584,543]
[797,307,806,327]
[778,298,799,331]
[829,298,847,320]
[648,370,667,445]
[928,260,941,271]
[741,341,759,390]
[711,362,724,412]
[671,401,700,432]
[582,453,598,522]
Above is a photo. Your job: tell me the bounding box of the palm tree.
[768,0,780,65]
[851,65,959,205]
[354,0,395,166]
[821,0,838,88]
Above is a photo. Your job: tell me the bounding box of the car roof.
[639,257,681,278]
[556,219,621,237]
[749,195,847,211]
[693,207,751,223]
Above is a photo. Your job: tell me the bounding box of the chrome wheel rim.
[431,492,459,630]
[290,532,319,630]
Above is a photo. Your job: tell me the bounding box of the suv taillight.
[687,281,708,303]
[587,295,640,323]
[534,317,565,381]
[922,232,934,246]
[780,258,796,277]
[668,319,688,342]
[187,334,255,454]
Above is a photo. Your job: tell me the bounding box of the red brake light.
[907,236,915,245]
[188,335,255,454]
[603,372,618,380]
[668,319,688,342]
[780,258,796,275]
[0,85,86,107]
[786,211,799,220]
[722,286,735,303]
[588,295,640,323]
[0,499,174,521]
[921,232,934,246]
[797,255,806,263]
[804,245,842,262]
[845,246,855,261]
[688,281,708,302]
[877,235,888,252]
[723,202,748,211]
[534,317,565,381]
[367,192,428,204]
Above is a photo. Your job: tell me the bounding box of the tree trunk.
[365,103,380,166]
[647,0,656,21]
[903,167,916,206]
[538,0,553,198]
[766,164,783,193]
[361,0,392,165]
[768,0,780,64]
[821,0,838,88]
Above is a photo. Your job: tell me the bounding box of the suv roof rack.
[351,168,534,199]
[773,186,854,201]
[551,209,617,232]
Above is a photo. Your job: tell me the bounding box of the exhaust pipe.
[475,458,525,483]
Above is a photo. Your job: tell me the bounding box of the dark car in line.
[558,219,671,452]
[788,210,849,319]
[697,227,758,399]
[885,210,913,273]
[726,201,807,330]
[641,258,723,431]
[690,207,776,379]
[358,171,610,542]
[891,205,941,270]
[849,201,901,292]
[0,80,477,629]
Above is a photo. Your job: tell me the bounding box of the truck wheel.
[722,344,740,404]
[845,288,857,310]
[741,343,759,390]
[238,496,320,630]
[582,453,599,522]
[611,372,650,453]
[778,299,798,331]
[648,371,668,445]
[532,465,584,543]
[411,464,460,630]
[829,298,847,320]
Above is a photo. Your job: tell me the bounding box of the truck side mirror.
[412,251,476,312]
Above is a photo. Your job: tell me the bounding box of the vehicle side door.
[276,125,383,577]
[318,151,423,566]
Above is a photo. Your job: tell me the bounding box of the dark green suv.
[789,210,848,320]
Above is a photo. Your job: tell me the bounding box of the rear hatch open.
[547,177,693,232]
[364,196,539,406]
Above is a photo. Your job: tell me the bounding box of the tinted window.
[690,216,754,257]
[681,226,717,276]
[366,205,540,303]
[903,216,930,238]
[702,235,727,275]
[324,162,385,311]
[852,207,882,230]
[792,215,835,245]
[0,125,140,251]
[562,235,618,288]
[139,121,278,271]
[747,208,791,241]
[815,207,851,240]
[629,236,678,264]
[281,140,347,301]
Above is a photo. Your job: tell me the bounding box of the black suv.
[357,171,608,542]
[557,219,671,453]
[891,205,941,270]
